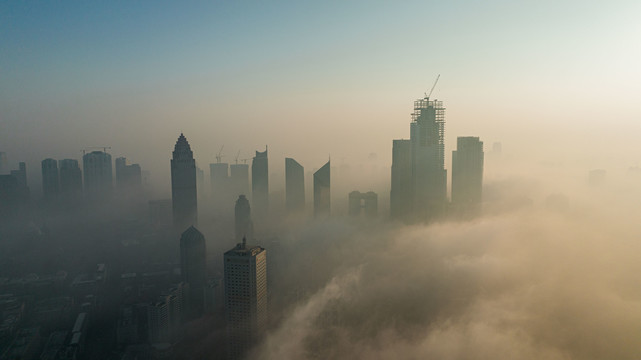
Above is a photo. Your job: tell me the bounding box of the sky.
[2,0,641,194]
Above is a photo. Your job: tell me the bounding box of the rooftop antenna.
[425,74,440,99]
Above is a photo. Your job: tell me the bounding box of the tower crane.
[425,74,440,99]
[215,145,224,163]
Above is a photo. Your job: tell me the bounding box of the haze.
[2,1,641,360]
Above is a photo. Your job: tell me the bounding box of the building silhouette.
[41,158,60,201]
[224,239,267,360]
[171,134,198,230]
[348,191,378,218]
[285,158,305,213]
[180,226,207,319]
[230,163,249,200]
[390,139,411,220]
[59,159,83,203]
[313,160,330,218]
[235,195,253,242]
[451,137,484,216]
[115,157,142,194]
[251,148,269,218]
[0,162,30,220]
[83,150,112,200]
[210,162,232,208]
[0,152,7,174]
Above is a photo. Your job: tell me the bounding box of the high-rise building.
[10,162,27,188]
[41,158,60,201]
[59,159,83,203]
[410,96,446,220]
[1,162,30,220]
[83,150,112,200]
[115,157,142,194]
[171,134,198,230]
[224,239,267,360]
[180,226,207,319]
[452,137,484,216]
[251,148,269,217]
[348,191,378,218]
[234,195,254,242]
[313,160,330,218]
[390,139,411,220]
[230,164,249,200]
[285,158,305,213]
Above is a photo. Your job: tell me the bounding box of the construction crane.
[215,145,224,163]
[425,74,440,99]
[82,146,111,155]
[234,150,241,164]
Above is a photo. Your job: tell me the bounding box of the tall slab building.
[83,150,112,200]
[230,163,249,199]
[171,134,198,230]
[224,240,267,360]
[180,226,207,319]
[251,148,268,218]
[59,159,83,203]
[390,95,446,222]
[452,136,484,215]
[41,158,60,201]
[313,160,330,218]
[285,158,305,213]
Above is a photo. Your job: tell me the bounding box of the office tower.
[180,226,207,319]
[10,162,27,188]
[348,191,378,218]
[230,163,249,199]
[224,239,267,360]
[59,159,83,202]
[0,175,27,220]
[41,158,60,201]
[285,158,305,213]
[83,150,112,200]
[452,137,484,215]
[171,134,198,230]
[148,287,182,344]
[410,96,446,220]
[235,195,253,242]
[390,139,411,220]
[251,148,269,217]
[313,160,330,217]
[0,152,7,174]
[149,199,173,226]
[210,162,230,204]
[115,157,142,194]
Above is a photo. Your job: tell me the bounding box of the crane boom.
[427,74,440,98]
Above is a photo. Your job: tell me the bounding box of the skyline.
[3,1,641,195]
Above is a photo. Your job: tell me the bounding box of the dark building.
[171,134,198,230]
[59,159,83,203]
[0,152,7,174]
[180,226,207,319]
[10,161,27,188]
[348,191,378,218]
[224,239,267,360]
[42,158,60,201]
[235,195,253,242]
[313,160,330,218]
[210,162,232,208]
[452,136,484,216]
[251,148,269,218]
[285,158,305,213]
[83,150,112,200]
[390,139,411,220]
[410,96,447,221]
[115,157,142,194]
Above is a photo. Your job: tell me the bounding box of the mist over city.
[2,1,641,360]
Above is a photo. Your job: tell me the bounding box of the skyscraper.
[410,96,446,221]
[59,159,82,203]
[224,239,267,360]
[83,150,112,200]
[180,226,207,319]
[235,195,253,242]
[348,191,378,218]
[171,134,198,230]
[313,160,330,218]
[390,139,411,220]
[210,162,231,206]
[285,158,305,213]
[452,136,484,216]
[41,158,60,201]
[251,148,268,218]
[115,157,142,196]
[230,163,249,200]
